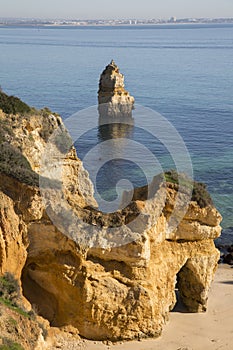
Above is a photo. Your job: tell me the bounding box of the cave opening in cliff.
[172,259,207,313]
[21,262,58,325]
[172,264,191,313]
[172,283,188,313]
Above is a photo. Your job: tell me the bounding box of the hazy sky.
[0,0,232,19]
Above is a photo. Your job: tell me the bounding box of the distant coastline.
[1,17,233,27]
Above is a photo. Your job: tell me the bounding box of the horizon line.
[1,16,233,21]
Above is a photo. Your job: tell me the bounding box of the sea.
[0,23,232,243]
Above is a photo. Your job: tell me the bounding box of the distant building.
[169,16,177,23]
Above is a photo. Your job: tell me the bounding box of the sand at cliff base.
[84,265,233,350]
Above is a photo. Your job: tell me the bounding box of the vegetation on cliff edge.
[0,273,43,349]
[0,90,32,115]
[165,170,213,208]
[0,142,39,187]
[0,273,30,320]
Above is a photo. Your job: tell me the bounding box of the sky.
[0,0,232,20]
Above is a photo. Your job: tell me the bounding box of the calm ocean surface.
[0,24,232,241]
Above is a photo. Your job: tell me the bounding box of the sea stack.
[98,60,135,117]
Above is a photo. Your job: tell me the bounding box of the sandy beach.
[84,265,233,350]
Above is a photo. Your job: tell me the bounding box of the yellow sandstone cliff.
[0,103,222,344]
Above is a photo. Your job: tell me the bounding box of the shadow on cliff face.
[172,290,189,313]
[170,266,190,314]
[172,259,209,314]
[21,264,58,324]
[0,142,39,187]
[21,241,86,329]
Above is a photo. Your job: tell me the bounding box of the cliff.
[0,90,222,346]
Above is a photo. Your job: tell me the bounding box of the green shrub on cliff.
[0,91,31,115]
[0,142,39,187]
[165,170,213,208]
[192,181,213,208]
[0,338,24,350]
[0,273,20,306]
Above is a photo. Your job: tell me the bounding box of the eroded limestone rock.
[0,91,222,341]
[98,60,135,117]
[0,190,28,279]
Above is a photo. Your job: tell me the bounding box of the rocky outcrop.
[20,178,221,340]
[98,60,134,117]
[0,190,28,279]
[0,91,222,342]
[222,245,233,265]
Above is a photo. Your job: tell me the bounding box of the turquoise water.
[0,24,232,239]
